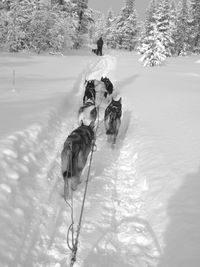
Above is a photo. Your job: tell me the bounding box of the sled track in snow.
[0,55,118,267]
[0,55,162,267]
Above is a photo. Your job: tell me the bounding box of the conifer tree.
[139,23,166,66]
[190,0,200,52]
[138,0,157,54]
[71,0,92,48]
[169,0,177,55]
[91,11,105,42]
[139,0,167,66]
[0,9,8,46]
[106,15,118,49]
[105,8,114,30]
[113,0,138,50]
[155,0,173,57]
[174,0,191,55]
[123,0,134,19]
[6,0,38,51]
[121,10,138,50]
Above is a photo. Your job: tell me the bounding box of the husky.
[83,77,114,106]
[78,98,98,126]
[61,123,95,200]
[92,48,98,55]
[104,97,122,144]
[100,77,113,97]
[83,80,96,104]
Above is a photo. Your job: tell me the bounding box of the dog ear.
[119,97,122,103]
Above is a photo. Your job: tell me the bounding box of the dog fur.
[100,77,113,96]
[104,97,122,144]
[61,123,95,200]
[83,80,96,104]
[78,99,97,126]
[92,48,98,55]
[83,77,114,106]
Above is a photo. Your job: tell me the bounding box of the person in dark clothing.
[97,37,103,56]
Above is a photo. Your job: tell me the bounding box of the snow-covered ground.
[0,50,200,267]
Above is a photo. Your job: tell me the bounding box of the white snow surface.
[0,50,200,267]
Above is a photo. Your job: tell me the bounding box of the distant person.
[97,37,103,56]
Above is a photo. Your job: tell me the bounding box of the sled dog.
[104,97,122,144]
[83,77,114,106]
[61,123,95,200]
[92,48,98,55]
[78,98,97,126]
[83,80,96,104]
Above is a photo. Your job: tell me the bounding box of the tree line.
[0,0,200,66]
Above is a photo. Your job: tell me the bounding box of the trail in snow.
[0,55,122,267]
[0,53,177,267]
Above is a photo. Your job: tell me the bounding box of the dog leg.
[71,175,81,191]
[64,179,73,200]
[113,135,117,145]
[64,179,69,200]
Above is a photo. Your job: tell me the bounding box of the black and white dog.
[83,80,96,104]
[61,123,95,200]
[83,77,113,106]
[92,48,98,55]
[78,98,97,126]
[104,97,122,144]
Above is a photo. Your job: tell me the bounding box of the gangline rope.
[65,96,104,267]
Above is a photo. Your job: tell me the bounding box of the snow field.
[1,51,200,267]
[0,53,124,267]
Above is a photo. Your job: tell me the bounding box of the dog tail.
[106,114,119,135]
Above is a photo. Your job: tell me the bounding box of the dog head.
[105,97,122,119]
[111,97,122,110]
[83,80,96,103]
[101,77,113,95]
[86,80,95,90]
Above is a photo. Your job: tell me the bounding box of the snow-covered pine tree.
[0,8,8,47]
[139,23,167,67]
[139,0,167,66]
[0,0,78,52]
[168,0,178,55]
[105,8,114,29]
[187,1,196,53]
[121,10,138,50]
[138,0,157,54]
[174,0,191,55]
[123,0,134,19]
[71,0,92,48]
[90,10,105,45]
[113,9,126,49]
[106,15,118,49]
[155,0,174,57]
[113,0,138,50]
[6,0,38,52]
[28,3,75,53]
[104,9,114,47]
[190,0,200,52]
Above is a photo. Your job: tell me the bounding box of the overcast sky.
[88,0,178,19]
